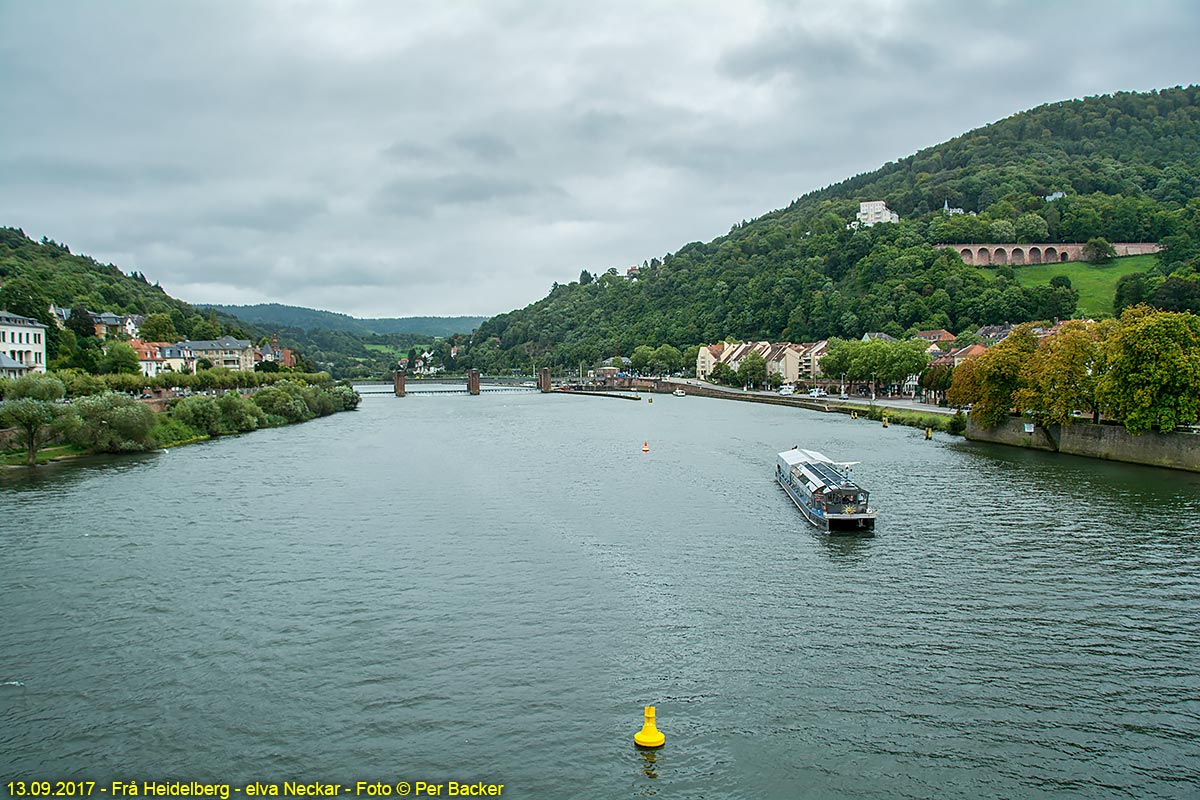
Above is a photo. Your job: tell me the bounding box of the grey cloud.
[2,1,1198,317]
[451,134,519,162]
[371,173,566,216]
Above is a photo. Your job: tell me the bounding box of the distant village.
[0,305,295,379]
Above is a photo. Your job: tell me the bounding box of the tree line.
[1,371,360,465]
[946,306,1200,434]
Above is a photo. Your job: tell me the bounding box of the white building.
[856,201,899,227]
[0,309,48,375]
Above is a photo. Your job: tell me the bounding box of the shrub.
[251,384,311,423]
[150,416,204,448]
[4,373,65,401]
[216,391,267,432]
[69,393,157,453]
[171,395,224,436]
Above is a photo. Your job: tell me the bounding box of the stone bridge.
[940,242,1159,266]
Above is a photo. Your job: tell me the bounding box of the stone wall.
[965,417,1200,472]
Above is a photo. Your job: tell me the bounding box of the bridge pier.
[538,367,552,393]
[467,369,480,395]
[393,370,406,397]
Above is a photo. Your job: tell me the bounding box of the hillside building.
[855,201,899,227]
[0,309,47,376]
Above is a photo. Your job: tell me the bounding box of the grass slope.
[1000,254,1158,317]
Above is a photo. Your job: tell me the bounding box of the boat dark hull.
[776,470,876,535]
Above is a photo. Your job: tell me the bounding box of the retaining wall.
[966,417,1200,472]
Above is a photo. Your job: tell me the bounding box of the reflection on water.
[639,748,659,780]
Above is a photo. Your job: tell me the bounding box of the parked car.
[808,388,827,397]
[778,386,794,396]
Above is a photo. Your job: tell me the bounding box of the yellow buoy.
[642,441,649,453]
[925,426,932,440]
[882,416,889,428]
[634,705,665,748]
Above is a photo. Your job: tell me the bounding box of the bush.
[331,385,361,411]
[216,391,267,432]
[150,415,204,447]
[251,383,312,423]
[69,393,157,453]
[171,395,224,436]
[55,369,106,398]
[4,373,65,401]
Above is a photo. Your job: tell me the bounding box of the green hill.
[204,303,486,337]
[455,86,1200,373]
[0,228,459,379]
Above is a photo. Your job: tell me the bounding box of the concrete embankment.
[555,381,958,432]
[966,417,1200,473]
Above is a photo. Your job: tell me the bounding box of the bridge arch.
[1029,247,1042,264]
[992,247,1008,265]
[960,248,974,264]
[1011,248,1025,265]
[977,247,990,265]
[1044,246,1058,262]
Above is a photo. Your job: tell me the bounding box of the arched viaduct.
[941,242,1160,266]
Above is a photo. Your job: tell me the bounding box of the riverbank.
[966,416,1200,473]
[563,378,965,436]
[1,379,361,467]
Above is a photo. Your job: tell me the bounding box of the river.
[2,392,1198,799]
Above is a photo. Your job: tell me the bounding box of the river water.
[3,392,1199,799]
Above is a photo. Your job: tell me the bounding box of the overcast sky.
[2,1,1198,318]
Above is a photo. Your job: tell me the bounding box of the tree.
[919,363,954,405]
[138,312,178,342]
[1097,305,1200,433]
[196,357,214,371]
[1083,237,1117,264]
[816,338,855,380]
[1113,273,1150,315]
[1148,276,1200,314]
[989,220,1016,242]
[1012,320,1102,427]
[737,350,767,388]
[254,359,281,373]
[67,305,97,340]
[709,361,735,385]
[650,344,682,375]
[1015,213,1049,243]
[579,270,594,285]
[1049,275,1072,290]
[630,345,655,374]
[3,373,65,401]
[0,399,78,464]
[99,341,141,375]
[69,393,157,452]
[946,324,1039,427]
[191,319,221,340]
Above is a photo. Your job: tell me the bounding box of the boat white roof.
[778,448,831,466]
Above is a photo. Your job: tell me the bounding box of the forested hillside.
[459,86,1200,373]
[204,303,485,337]
[0,228,443,378]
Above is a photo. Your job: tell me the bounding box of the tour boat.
[776,448,877,533]
[672,388,686,397]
